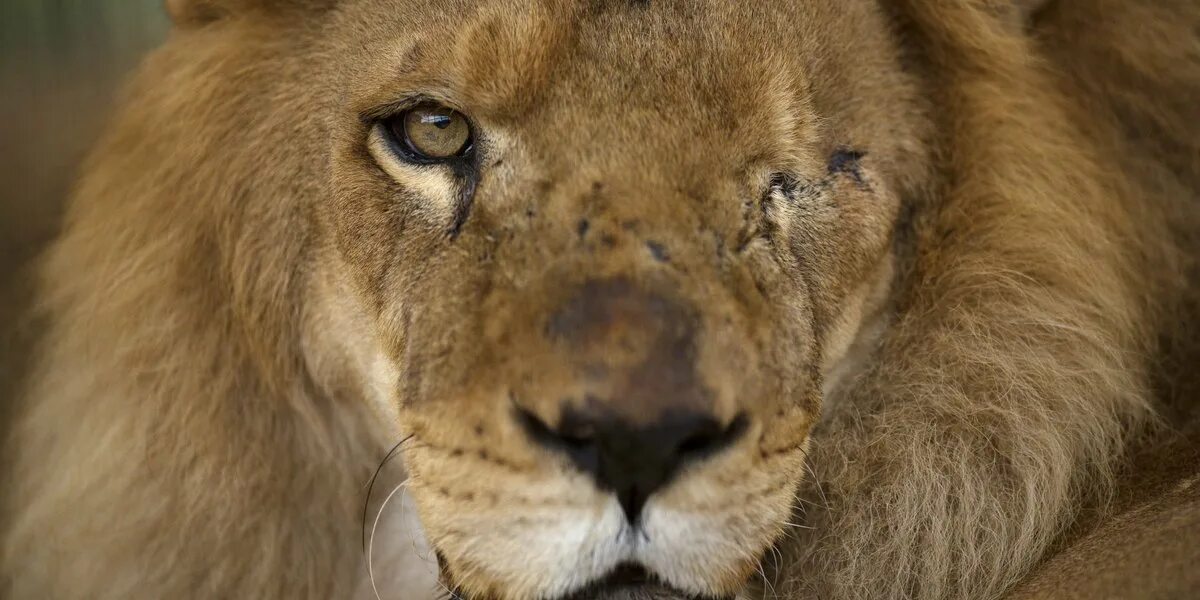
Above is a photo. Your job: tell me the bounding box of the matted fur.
[2,1,1197,599]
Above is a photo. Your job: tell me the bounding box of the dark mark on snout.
[646,241,670,263]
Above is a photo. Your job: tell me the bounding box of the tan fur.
[2,1,1196,599]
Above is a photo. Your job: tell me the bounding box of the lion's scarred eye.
[385,104,473,162]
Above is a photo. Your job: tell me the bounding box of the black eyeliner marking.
[376,115,475,168]
[448,156,481,239]
[369,102,482,238]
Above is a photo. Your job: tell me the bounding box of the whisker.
[430,548,460,600]
[753,554,778,600]
[769,543,784,576]
[801,458,831,511]
[362,434,414,554]
[791,495,822,510]
[437,586,464,600]
[781,520,815,530]
[368,479,411,600]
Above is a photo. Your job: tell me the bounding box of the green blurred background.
[1,1,168,271]
[1,2,169,415]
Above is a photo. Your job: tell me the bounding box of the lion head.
[305,1,926,597]
[6,0,1195,599]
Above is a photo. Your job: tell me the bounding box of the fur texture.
[2,1,1196,599]
[779,1,1194,597]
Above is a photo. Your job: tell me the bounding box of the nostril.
[514,405,559,448]
[677,431,719,455]
[557,417,597,447]
[559,432,593,448]
[515,404,603,473]
[516,404,599,446]
[675,412,750,458]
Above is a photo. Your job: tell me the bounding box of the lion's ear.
[165,0,333,28]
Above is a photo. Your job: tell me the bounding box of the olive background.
[0,2,168,423]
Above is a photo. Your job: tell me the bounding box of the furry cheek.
[637,446,809,596]
[403,458,628,600]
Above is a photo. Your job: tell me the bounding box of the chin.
[447,563,738,600]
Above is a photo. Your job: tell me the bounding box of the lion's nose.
[516,278,749,522]
[522,407,749,522]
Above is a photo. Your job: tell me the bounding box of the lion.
[2,0,1197,599]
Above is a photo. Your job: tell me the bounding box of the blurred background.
[1,2,168,417]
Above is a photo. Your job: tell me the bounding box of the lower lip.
[438,557,734,600]
[563,583,703,600]
[569,584,724,600]
[556,564,731,600]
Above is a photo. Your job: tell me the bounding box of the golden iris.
[391,104,472,160]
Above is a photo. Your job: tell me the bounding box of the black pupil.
[424,114,453,130]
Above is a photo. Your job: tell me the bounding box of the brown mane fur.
[779,1,1199,597]
[2,16,382,597]
[3,1,1197,599]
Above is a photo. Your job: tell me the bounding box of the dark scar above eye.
[829,148,868,186]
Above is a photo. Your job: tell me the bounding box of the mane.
[1,17,380,598]
[779,3,1187,598]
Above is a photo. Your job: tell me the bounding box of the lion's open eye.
[384,103,473,162]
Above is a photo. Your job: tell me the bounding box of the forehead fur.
[328,0,925,189]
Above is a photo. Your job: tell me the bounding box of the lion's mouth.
[559,564,693,600]
[441,558,733,600]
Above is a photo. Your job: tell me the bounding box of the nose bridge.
[587,166,711,233]
[546,278,710,423]
[533,170,726,294]
[536,131,721,236]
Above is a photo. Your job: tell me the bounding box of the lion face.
[309,1,926,598]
